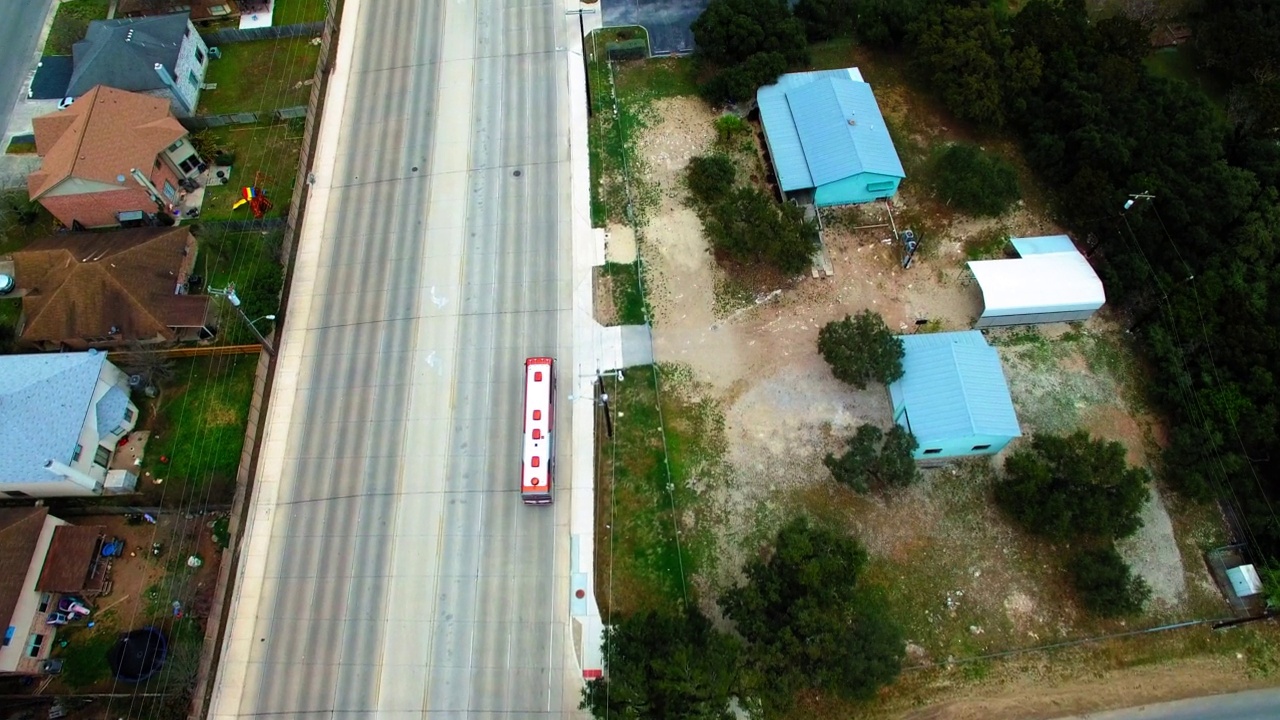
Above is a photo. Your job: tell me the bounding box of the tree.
[720,518,904,710]
[995,431,1150,542]
[700,186,817,274]
[691,0,809,68]
[582,609,741,720]
[691,0,808,103]
[686,155,737,206]
[931,143,1021,217]
[1069,544,1151,617]
[817,310,904,389]
[793,0,856,41]
[825,423,919,492]
[909,2,1041,128]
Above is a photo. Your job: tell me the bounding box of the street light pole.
[225,286,276,355]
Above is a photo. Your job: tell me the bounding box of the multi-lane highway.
[211,0,578,716]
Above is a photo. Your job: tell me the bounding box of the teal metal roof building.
[888,331,1021,461]
[756,67,905,206]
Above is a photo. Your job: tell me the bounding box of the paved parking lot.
[603,0,707,55]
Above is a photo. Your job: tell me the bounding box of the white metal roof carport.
[968,235,1106,328]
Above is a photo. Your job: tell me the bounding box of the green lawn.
[143,354,258,501]
[600,262,647,325]
[594,365,724,620]
[271,0,331,24]
[195,121,303,221]
[808,38,858,71]
[44,0,110,55]
[199,36,322,114]
[194,228,284,344]
[0,191,58,255]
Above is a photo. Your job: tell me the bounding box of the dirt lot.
[620,92,1268,716]
[44,512,224,697]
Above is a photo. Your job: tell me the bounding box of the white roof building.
[968,235,1106,328]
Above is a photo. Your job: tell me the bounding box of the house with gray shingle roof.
[67,13,209,116]
[757,67,905,206]
[0,351,139,498]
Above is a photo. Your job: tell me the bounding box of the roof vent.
[847,116,857,126]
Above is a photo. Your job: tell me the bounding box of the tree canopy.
[719,518,904,710]
[996,431,1150,542]
[817,310,905,389]
[582,608,741,720]
[699,186,817,274]
[825,423,919,492]
[686,155,738,206]
[1069,544,1151,617]
[931,143,1021,217]
[691,0,808,102]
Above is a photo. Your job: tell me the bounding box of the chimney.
[153,62,193,115]
[43,459,102,494]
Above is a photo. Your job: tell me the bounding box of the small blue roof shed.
[888,331,1021,461]
[757,67,905,206]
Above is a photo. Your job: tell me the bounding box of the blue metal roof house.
[888,331,1021,461]
[756,67,905,206]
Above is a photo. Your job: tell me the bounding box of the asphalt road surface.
[604,0,708,55]
[0,0,51,136]
[227,0,574,716]
[1064,688,1280,720]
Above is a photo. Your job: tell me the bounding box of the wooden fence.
[180,105,307,131]
[200,21,324,45]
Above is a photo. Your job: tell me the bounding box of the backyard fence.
[180,105,307,131]
[200,21,324,45]
[198,217,287,233]
[190,2,345,718]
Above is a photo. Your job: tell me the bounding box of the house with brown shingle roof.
[27,85,206,229]
[0,507,106,677]
[12,226,212,350]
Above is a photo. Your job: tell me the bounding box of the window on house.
[866,180,896,192]
[923,448,942,455]
[3,490,31,498]
[196,47,205,64]
[93,445,111,467]
[179,155,201,174]
[72,443,83,461]
[188,70,199,88]
[125,408,136,422]
[37,593,52,613]
[111,425,125,436]
[155,158,162,169]
[971,444,992,451]
[164,181,177,201]
[26,634,44,658]
[3,626,13,647]
[168,139,184,152]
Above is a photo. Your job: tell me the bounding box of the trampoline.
[108,627,168,683]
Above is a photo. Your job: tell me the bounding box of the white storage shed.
[968,235,1106,328]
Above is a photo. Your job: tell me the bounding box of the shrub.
[701,187,816,274]
[825,423,919,492]
[714,113,751,148]
[932,143,1021,217]
[1070,545,1151,617]
[817,310,905,389]
[686,154,737,206]
[996,431,1149,542]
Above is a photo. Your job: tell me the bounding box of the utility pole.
[566,7,597,117]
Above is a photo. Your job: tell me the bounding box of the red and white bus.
[520,357,555,505]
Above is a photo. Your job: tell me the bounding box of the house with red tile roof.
[27,86,206,229]
[12,226,213,351]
